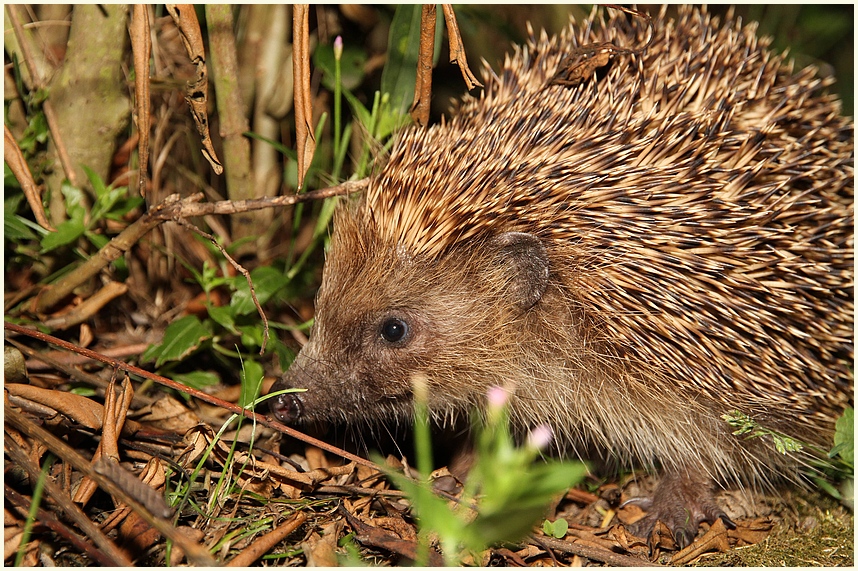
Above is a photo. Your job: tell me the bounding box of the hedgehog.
[271,5,854,547]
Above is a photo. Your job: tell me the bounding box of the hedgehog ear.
[489,232,550,311]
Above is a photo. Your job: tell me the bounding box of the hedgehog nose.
[270,392,304,424]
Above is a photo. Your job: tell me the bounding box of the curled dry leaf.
[292,4,314,190]
[409,4,437,127]
[342,505,445,566]
[441,5,483,90]
[5,384,143,436]
[4,124,54,231]
[302,519,343,567]
[548,5,654,87]
[73,375,134,504]
[165,4,223,174]
[670,517,731,565]
[129,394,202,433]
[130,5,152,196]
[729,517,774,546]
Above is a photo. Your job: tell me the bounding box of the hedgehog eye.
[380,318,409,344]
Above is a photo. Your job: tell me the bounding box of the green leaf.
[238,325,265,350]
[272,337,297,372]
[83,165,136,224]
[239,359,264,409]
[833,407,854,465]
[40,182,87,252]
[173,371,220,390]
[40,216,85,253]
[60,180,87,221]
[4,162,23,190]
[208,304,238,333]
[312,196,340,239]
[85,230,109,250]
[82,165,108,199]
[813,476,842,500]
[380,5,423,115]
[143,315,212,367]
[543,518,569,539]
[342,88,371,129]
[230,266,287,316]
[4,195,38,241]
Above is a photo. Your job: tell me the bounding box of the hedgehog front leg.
[626,470,736,549]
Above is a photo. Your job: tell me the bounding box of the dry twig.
[410,5,437,127]
[5,403,218,566]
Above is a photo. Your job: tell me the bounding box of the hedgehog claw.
[626,471,730,550]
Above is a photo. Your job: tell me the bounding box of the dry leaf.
[165,4,222,174]
[130,5,151,196]
[303,519,343,567]
[130,395,201,433]
[5,384,142,435]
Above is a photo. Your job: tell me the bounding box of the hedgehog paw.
[624,470,735,549]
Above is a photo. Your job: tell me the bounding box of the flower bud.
[334,36,343,60]
[527,423,553,450]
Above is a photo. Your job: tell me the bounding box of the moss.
[696,491,854,567]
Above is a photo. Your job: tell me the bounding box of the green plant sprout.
[382,380,587,565]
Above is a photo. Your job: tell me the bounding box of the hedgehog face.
[269,212,553,426]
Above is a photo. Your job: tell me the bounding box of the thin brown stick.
[441,5,482,90]
[42,281,128,330]
[5,438,133,566]
[4,484,126,567]
[131,5,152,196]
[34,193,195,313]
[532,535,661,567]
[7,5,78,188]
[159,178,368,219]
[4,322,379,471]
[409,4,437,127]
[225,512,307,567]
[172,217,270,353]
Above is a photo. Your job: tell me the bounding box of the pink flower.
[487,386,510,409]
[527,424,553,450]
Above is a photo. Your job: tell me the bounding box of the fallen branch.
[34,178,366,313]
